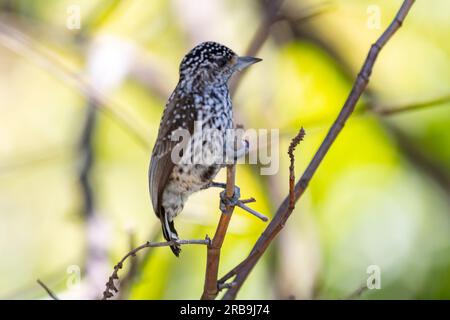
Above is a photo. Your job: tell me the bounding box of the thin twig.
[102,238,210,300]
[220,0,416,300]
[288,128,306,210]
[37,279,59,300]
[236,201,269,222]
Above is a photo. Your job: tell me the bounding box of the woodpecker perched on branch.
[149,41,261,256]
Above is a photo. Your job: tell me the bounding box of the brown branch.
[201,141,269,299]
[201,165,237,300]
[220,0,416,300]
[102,238,210,300]
[37,279,59,300]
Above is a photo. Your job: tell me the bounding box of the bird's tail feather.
[160,212,181,257]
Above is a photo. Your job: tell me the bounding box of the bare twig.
[288,128,306,210]
[37,279,59,300]
[220,0,416,300]
[236,201,269,222]
[102,238,210,300]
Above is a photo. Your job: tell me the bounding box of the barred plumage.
[149,41,261,256]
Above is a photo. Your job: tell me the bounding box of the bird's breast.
[170,163,221,194]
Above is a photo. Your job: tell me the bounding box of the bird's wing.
[149,92,196,218]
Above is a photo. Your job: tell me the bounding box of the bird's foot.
[216,185,268,221]
[219,186,240,212]
[206,181,227,189]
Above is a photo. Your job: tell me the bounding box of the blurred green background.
[0,0,449,299]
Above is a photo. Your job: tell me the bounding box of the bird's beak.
[234,56,262,71]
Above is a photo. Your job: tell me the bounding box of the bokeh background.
[0,0,449,299]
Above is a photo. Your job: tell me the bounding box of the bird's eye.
[217,57,228,68]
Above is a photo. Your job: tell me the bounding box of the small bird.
[149,41,261,256]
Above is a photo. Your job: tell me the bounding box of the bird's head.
[179,41,261,88]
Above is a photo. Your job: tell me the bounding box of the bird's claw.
[220,186,241,212]
[206,181,227,189]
